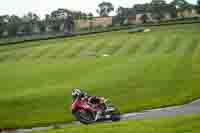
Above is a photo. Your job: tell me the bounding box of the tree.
[38,21,46,33]
[44,14,51,24]
[151,0,166,5]
[20,12,40,34]
[151,0,166,19]
[149,0,177,20]
[22,12,40,24]
[50,8,72,32]
[51,8,71,20]
[134,4,150,13]
[97,2,114,16]
[0,15,8,37]
[72,11,82,20]
[42,14,53,32]
[170,0,191,17]
[7,15,22,36]
[81,13,87,20]
[0,17,3,37]
[170,0,190,9]
[88,12,94,20]
[116,6,130,17]
[114,6,132,25]
[198,0,200,13]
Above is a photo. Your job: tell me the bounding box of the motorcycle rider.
[72,88,101,104]
[72,88,86,101]
[72,88,103,120]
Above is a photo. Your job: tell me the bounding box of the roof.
[128,16,136,20]
[93,16,113,19]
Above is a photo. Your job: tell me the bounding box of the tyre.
[111,114,121,121]
[111,108,121,122]
[75,110,95,124]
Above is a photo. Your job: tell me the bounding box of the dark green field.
[0,23,200,128]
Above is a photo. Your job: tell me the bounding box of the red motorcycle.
[71,89,120,124]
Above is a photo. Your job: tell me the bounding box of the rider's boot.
[95,111,102,121]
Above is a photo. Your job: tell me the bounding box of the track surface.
[122,99,200,120]
[12,98,200,133]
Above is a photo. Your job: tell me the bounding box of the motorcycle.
[71,96,121,124]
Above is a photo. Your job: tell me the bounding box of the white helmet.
[72,88,82,99]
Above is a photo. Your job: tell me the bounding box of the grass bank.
[0,23,199,129]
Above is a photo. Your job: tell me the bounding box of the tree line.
[0,0,200,38]
[0,9,93,38]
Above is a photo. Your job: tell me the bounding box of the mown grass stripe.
[0,49,29,62]
[114,35,140,56]
[106,35,130,55]
[75,37,104,57]
[33,46,54,59]
[0,42,44,53]
[47,42,77,58]
[192,41,200,59]
[164,37,181,54]
[63,41,92,58]
[97,36,126,56]
[144,39,161,54]
[108,41,125,55]
[41,41,70,58]
[156,35,176,54]
[127,44,141,55]
[64,44,84,58]
[22,45,49,59]
[93,39,110,54]
[59,43,82,58]
[72,43,94,58]
[173,38,195,56]
[77,39,105,57]
[134,36,157,55]
[121,36,145,56]
[184,39,199,56]
[0,53,10,62]
[14,48,36,61]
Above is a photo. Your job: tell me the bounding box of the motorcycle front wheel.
[110,107,121,121]
[75,110,95,124]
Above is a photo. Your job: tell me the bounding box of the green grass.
[34,115,200,133]
[0,24,200,129]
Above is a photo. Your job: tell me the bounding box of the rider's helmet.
[72,88,85,99]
